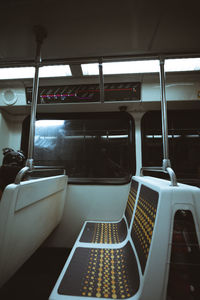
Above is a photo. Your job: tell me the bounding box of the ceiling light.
[81,57,200,75]
[81,60,160,75]
[81,63,99,75]
[165,58,200,72]
[39,65,72,77]
[0,65,72,80]
[0,67,35,79]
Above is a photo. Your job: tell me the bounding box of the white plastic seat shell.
[0,175,68,288]
[49,176,200,300]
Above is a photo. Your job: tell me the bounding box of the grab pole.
[159,58,171,170]
[99,57,104,103]
[26,26,47,170]
[140,58,177,186]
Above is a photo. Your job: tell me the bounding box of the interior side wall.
[0,111,9,162]
[0,111,23,163]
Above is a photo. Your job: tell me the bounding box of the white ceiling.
[0,0,200,63]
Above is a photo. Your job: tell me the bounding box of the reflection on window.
[142,111,200,187]
[32,113,134,181]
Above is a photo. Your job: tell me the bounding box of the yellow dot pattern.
[91,223,122,244]
[80,219,127,244]
[80,247,136,299]
[131,185,158,274]
[125,181,138,227]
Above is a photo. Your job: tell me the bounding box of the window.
[22,112,135,183]
[142,110,200,187]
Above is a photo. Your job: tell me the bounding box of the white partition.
[0,175,67,288]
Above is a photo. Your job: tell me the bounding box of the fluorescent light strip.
[81,61,159,75]
[0,67,35,79]
[186,134,200,138]
[103,60,160,74]
[0,65,71,80]
[165,58,200,72]
[81,58,200,75]
[39,65,72,77]
[102,135,128,139]
[81,63,99,76]
[35,120,65,127]
[146,135,181,138]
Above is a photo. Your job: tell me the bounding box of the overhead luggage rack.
[26,82,141,104]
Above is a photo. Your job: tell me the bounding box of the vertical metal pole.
[26,26,46,170]
[99,58,104,103]
[159,58,171,170]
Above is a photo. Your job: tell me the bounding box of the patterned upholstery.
[58,243,140,299]
[80,219,127,244]
[125,180,138,227]
[80,180,138,244]
[131,185,158,274]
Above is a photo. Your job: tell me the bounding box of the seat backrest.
[124,179,138,227]
[0,175,67,288]
[130,175,200,300]
[131,184,159,274]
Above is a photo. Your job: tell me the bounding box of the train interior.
[0,1,200,300]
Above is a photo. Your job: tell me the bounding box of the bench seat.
[79,180,139,245]
[49,176,200,300]
[58,243,140,299]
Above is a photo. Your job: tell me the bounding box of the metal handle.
[15,166,66,184]
[15,166,30,184]
[166,167,177,186]
[140,166,177,186]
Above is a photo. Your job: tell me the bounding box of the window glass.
[142,110,200,187]
[22,113,135,183]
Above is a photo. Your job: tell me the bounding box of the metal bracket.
[140,166,177,186]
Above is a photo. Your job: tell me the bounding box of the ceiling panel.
[0,0,199,63]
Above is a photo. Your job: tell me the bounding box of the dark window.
[142,110,200,187]
[22,112,135,184]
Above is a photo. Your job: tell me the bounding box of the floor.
[0,247,71,300]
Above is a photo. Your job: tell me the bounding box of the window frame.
[21,112,135,185]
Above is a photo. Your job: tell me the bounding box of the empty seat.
[79,179,138,244]
[49,176,200,300]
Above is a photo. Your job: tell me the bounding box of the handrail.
[166,167,177,186]
[15,166,66,184]
[26,26,47,170]
[15,166,30,184]
[140,166,177,186]
[0,51,200,68]
[139,58,178,187]
[33,166,65,170]
[98,57,104,103]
